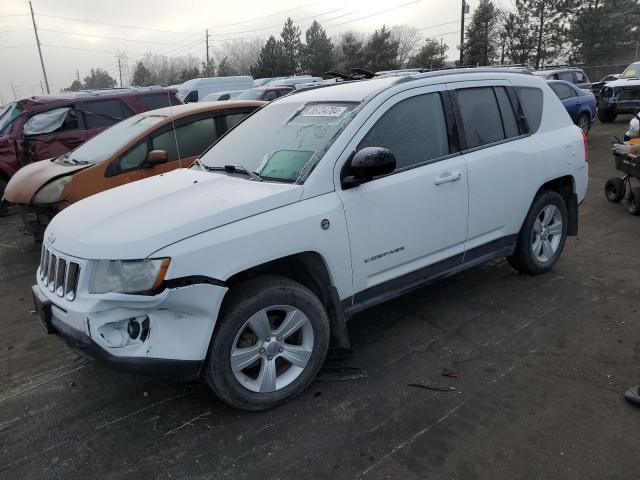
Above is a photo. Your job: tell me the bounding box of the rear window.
[82,99,134,128]
[136,93,177,110]
[515,87,543,134]
[456,87,506,148]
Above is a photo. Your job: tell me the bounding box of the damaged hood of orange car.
[3,158,90,204]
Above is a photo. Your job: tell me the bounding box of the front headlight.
[89,258,170,294]
[32,176,72,204]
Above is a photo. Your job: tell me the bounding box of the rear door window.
[83,99,134,128]
[558,71,576,83]
[263,90,277,101]
[551,84,575,100]
[137,93,174,110]
[456,87,505,148]
[358,92,449,170]
[514,87,543,134]
[152,117,218,160]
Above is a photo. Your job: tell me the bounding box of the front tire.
[628,187,640,216]
[204,275,330,410]
[507,190,568,275]
[597,108,617,123]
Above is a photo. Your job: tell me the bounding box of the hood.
[3,158,89,204]
[46,168,303,260]
[604,78,640,88]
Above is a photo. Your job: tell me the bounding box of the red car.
[0,87,181,205]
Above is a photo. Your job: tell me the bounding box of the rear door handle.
[434,171,462,185]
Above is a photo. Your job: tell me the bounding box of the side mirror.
[146,150,168,166]
[342,147,396,188]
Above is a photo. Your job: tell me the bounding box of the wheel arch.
[535,175,578,236]
[223,251,350,350]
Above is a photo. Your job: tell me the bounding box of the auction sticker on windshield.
[301,105,349,117]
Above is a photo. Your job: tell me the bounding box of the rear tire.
[204,275,330,410]
[627,187,640,216]
[577,113,591,134]
[605,178,626,203]
[507,190,568,275]
[597,108,617,123]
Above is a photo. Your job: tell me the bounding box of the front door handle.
[434,171,462,185]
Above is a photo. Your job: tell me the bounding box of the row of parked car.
[5,65,589,410]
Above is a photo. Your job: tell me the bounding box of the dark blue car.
[547,80,597,134]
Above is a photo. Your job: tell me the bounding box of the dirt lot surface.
[1,118,639,480]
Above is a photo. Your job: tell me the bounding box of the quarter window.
[575,71,588,83]
[456,87,505,148]
[83,100,134,129]
[137,93,176,110]
[515,87,543,134]
[494,87,520,138]
[152,117,217,161]
[358,92,449,170]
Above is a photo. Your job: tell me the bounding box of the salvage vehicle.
[598,61,640,122]
[591,73,620,100]
[0,87,181,206]
[176,77,254,103]
[5,101,263,237]
[236,85,294,101]
[533,66,591,89]
[547,80,597,133]
[32,69,588,410]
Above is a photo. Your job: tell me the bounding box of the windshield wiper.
[203,164,263,182]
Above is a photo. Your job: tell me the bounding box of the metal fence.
[581,64,629,82]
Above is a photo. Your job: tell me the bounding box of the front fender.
[152,193,354,301]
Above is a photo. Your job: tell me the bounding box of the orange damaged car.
[4,100,264,237]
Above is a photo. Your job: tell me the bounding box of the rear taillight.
[581,129,588,162]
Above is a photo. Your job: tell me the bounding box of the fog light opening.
[98,315,150,348]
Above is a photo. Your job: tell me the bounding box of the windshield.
[55,114,165,165]
[0,102,22,136]
[621,62,640,79]
[237,89,264,100]
[199,101,358,182]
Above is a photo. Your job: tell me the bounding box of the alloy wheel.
[530,204,563,263]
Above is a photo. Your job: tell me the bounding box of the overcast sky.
[0,0,512,102]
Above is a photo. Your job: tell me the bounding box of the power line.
[42,43,146,56]
[0,14,28,18]
[416,20,459,31]
[324,0,424,29]
[0,44,33,50]
[39,28,177,46]
[206,2,316,31]
[0,29,32,34]
[36,13,199,36]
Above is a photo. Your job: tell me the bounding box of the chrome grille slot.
[38,246,81,301]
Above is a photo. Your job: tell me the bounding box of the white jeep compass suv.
[32,69,588,410]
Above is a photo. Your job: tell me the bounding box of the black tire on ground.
[597,108,617,123]
[627,187,640,216]
[0,178,7,216]
[204,275,330,410]
[604,178,626,203]
[577,113,591,134]
[507,190,568,275]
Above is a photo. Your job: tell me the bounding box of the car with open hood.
[4,100,263,237]
[32,68,588,410]
[598,61,640,122]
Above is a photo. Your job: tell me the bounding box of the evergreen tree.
[499,11,537,65]
[407,39,448,69]
[201,59,216,77]
[217,57,239,76]
[280,17,302,75]
[463,0,499,66]
[517,0,576,69]
[337,32,365,71]
[132,61,153,86]
[178,66,200,83]
[301,20,334,76]
[568,0,640,65]
[362,25,399,72]
[83,68,117,89]
[252,36,286,77]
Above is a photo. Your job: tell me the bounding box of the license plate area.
[32,285,55,334]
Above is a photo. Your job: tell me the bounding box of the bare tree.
[391,24,422,67]
[214,39,264,75]
[138,53,201,85]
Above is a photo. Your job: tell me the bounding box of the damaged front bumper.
[600,87,640,113]
[33,269,228,381]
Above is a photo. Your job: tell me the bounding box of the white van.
[176,76,253,103]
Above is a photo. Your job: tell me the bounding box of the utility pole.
[440,37,445,66]
[459,0,466,66]
[118,57,123,87]
[29,1,50,94]
[205,29,210,67]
